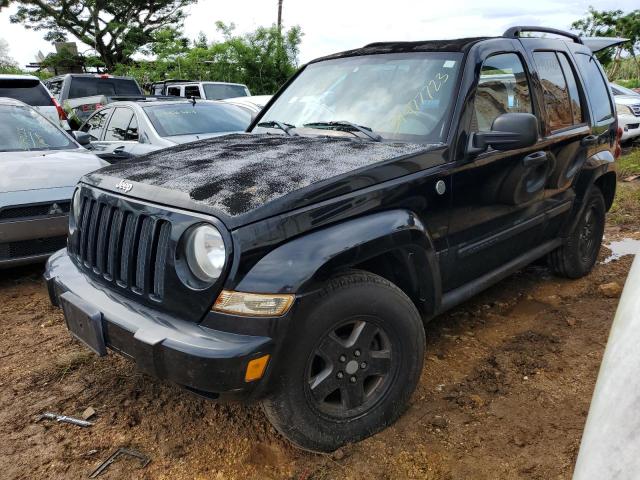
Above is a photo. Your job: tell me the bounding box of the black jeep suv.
[45,27,621,452]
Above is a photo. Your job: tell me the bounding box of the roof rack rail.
[503,26,583,44]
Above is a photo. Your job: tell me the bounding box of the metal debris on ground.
[89,448,151,478]
[36,412,94,428]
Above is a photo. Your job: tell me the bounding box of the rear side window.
[184,85,201,98]
[533,51,581,131]
[574,54,614,123]
[67,77,141,99]
[472,53,533,132]
[81,109,110,140]
[104,107,135,141]
[167,86,181,96]
[557,54,583,125]
[0,79,54,107]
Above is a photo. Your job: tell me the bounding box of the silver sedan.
[79,99,253,162]
[0,97,106,267]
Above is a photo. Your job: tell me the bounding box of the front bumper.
[45,249,274,399]
[0,215,68,267]
[618,114,640,141]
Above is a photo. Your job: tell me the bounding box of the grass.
[617,147,640,179]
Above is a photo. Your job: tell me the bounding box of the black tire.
[548,187,606,279]
[262,271,425,452]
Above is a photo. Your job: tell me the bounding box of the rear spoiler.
[581,37,629,53]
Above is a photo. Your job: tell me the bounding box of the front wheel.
[548,188,606,279]
[262,271,425,452]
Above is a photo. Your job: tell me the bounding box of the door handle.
[581,135,598,146]
[522,151,548,167]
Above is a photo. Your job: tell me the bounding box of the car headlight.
[185,224,226,281]
[72,188,82,220]
[616,104,634,116]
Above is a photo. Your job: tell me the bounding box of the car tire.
[548,187,606,279]
[261,270,425,452]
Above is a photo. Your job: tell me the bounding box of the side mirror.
[470,113,538,153]
[72,131,91,146]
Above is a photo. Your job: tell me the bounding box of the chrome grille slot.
[73,191,172,301]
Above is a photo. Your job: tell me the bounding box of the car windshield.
[144,102,252,137]
[68,77,142,98]
[254,52,463,143]
[0,105,74,152]
[0,79,54,107]
[203,84,249,99]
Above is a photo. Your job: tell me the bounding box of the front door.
[443,50,551,291]
[92,107,139,163]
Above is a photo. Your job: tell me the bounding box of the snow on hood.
[96,134,432,218]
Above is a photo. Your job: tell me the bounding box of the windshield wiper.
[303,121,382,142]
[257,120,297,136]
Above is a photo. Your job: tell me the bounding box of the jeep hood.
[85,134,439,228]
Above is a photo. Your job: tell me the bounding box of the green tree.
[0,0,196,70]
[571,8,640,79]
[114,22,303,95]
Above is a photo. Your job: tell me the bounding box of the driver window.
[472,53,532,132]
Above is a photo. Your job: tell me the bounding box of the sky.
[0,0,638,67]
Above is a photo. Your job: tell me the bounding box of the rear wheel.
[548,188,605,279]
[262,271,425,452]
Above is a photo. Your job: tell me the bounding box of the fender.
[560,149,616,237]
[234,209,442,316]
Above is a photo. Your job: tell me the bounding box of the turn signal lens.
[213,290,294,317]
[245,354,270,382]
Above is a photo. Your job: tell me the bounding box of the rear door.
[525,46,591,241]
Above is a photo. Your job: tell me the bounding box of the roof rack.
[503,26,583,44]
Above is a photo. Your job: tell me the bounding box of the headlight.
[185,224,226,281]
[72,188,82,220]
[616,104,634,116]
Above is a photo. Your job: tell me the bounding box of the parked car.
[573,254,640,479]
[45,27,622,452]
[44,74,144,128]
[155,81,251,100]
[79,99,253,162]
[610,83,640,142]
[0,97,105,267]
[223,95,273,115]
[0,74,70,130]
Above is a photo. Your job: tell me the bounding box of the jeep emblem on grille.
[115,180,133,193]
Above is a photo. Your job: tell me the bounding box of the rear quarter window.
[574,54,614,124]
[0,79,54,107]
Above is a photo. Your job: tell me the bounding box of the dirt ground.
[1,205,638,480]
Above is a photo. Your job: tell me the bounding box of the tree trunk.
[277,0,283,32]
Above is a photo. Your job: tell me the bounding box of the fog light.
[245,354,270,382]
[213,290,294,317]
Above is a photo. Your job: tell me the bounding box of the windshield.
[68,77,142,98]
[0,105,75,152]
[203,84,249,100]
[144,102,252,137]
[254,52,462,142]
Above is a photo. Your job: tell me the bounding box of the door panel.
[444,51,549,291]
